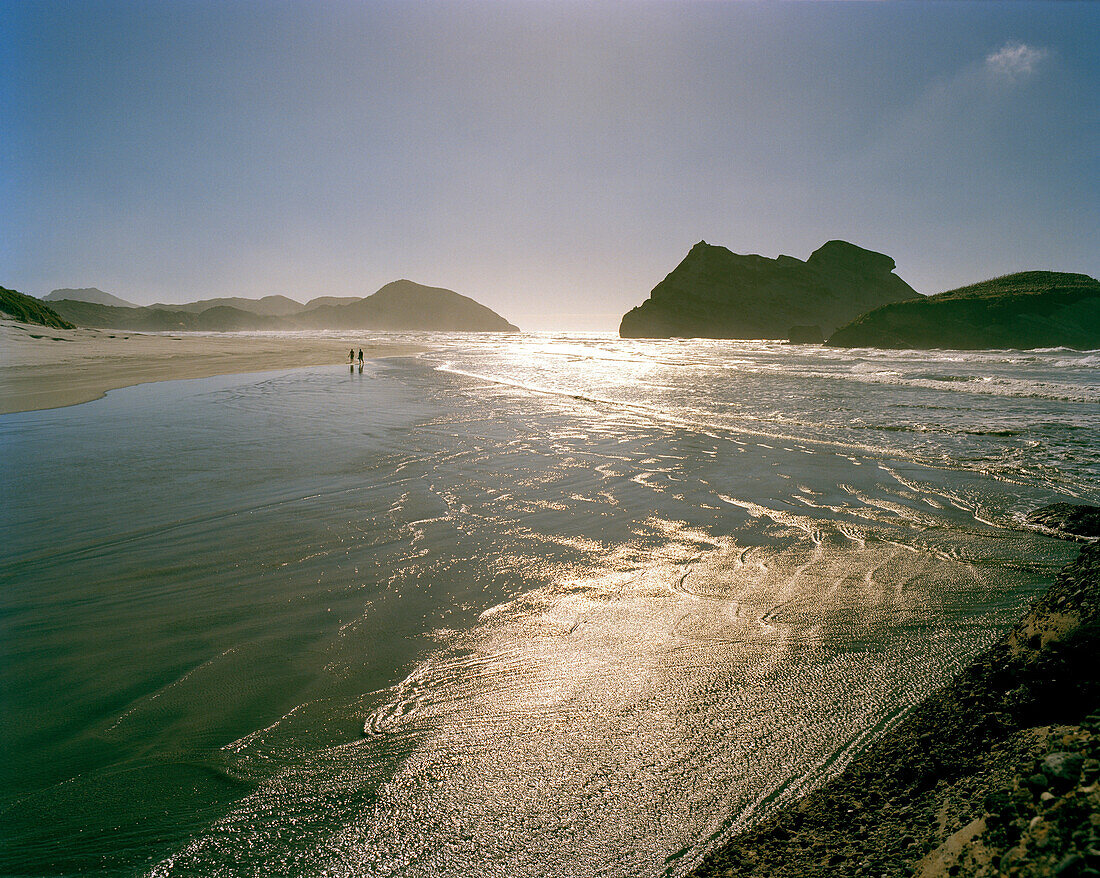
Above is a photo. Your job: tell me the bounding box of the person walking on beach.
[349,348,355,363]
[357,348,364,365]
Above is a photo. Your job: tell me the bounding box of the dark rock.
[1028,504,1100,540]
[1057,853,1084,875]
[1044,752,1086,788]
[619,239,918,339]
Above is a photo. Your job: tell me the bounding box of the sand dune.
[0,321,426,414]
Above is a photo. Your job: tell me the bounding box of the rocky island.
[827,271,1100,351]
[619,240,919,340]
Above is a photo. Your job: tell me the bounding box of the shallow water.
[1,334,1096,876]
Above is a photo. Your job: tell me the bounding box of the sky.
[2,1,1097,331]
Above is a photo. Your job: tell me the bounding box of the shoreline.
[691,506,1100,878]
[0,321,427,414]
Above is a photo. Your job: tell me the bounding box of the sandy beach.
[0,320,427,414]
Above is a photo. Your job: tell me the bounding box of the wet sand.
[0,321,427,414]
[690,509,1100,878]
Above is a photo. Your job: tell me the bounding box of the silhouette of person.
[357,348,364,365]
[349,348,354,362]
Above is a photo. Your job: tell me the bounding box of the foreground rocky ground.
[692,505,1100,878]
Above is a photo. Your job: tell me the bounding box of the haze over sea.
[2,333,1098,877]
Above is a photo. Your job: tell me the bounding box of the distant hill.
[827,271,1100,350]
[47,300,280,331]
[619,240,920,339]
[303,296,363,310]
[296,280,518,331]
[0,286,76,329]
[44,287,137,308]
[47,280,518,333]
[147,294,304,316]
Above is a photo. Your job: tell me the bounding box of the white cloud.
[985,42,1047,79]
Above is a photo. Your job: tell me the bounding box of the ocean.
[1,333,1097,877]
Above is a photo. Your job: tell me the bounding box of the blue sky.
[2,1,1097,330]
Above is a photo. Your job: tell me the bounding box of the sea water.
[1,334,1097,876]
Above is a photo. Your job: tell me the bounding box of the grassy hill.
[0,287,76,329]
[827,271,1100,350]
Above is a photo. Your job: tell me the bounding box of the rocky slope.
[690,505,1100,878]
[619,240,919,339]
[827,272,1100,351]
[0,287,76,329]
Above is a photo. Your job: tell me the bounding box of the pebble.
[1046,752,1086,788]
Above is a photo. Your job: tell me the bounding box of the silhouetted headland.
[619,240,919,340]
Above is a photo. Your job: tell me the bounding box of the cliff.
[827,271,1100,351]
[0,287,76,329]
[690,505,1100,878]
[619,240,919,339]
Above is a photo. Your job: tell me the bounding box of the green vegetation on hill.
[0,287,76,329]
[827,271,1100,350]
[619,240,919,339]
